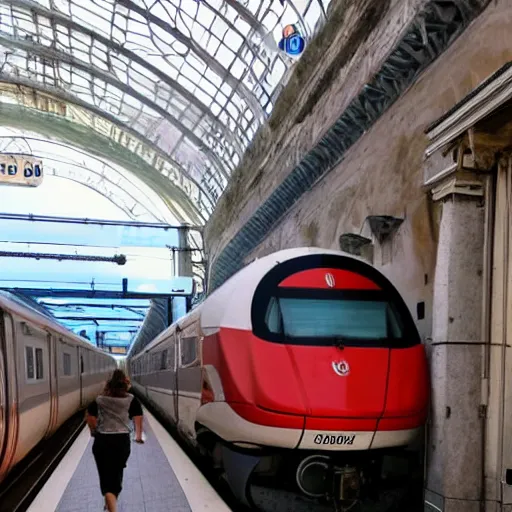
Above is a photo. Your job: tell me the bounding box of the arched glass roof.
[0,126,179,223]
[0,0,332,224]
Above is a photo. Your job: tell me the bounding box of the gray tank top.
[96,395,133,434]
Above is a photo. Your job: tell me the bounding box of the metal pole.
[0,212,202,231]
[177,227,193,277]
[177,227,194,314]
[0,250,127,265]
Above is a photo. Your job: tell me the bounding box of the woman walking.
[86,369,144,512]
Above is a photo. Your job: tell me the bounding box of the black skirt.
[92,433,131,497]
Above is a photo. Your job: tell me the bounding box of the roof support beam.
[0,88,212,221]
[3,288,191,299]
[0,138,169,222]
[0,34,230,181]
[0,212,197,230]
[54,316,143,321]
[2,0,243,158]
[41,302,148,309]
[116,0,265,123]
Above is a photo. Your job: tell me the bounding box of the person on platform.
[85,369,144,512]
[79,330,90,341]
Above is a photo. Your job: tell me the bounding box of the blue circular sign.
[286,34,305,55]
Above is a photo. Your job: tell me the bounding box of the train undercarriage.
[196,428,423,512]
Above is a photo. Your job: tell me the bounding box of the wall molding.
[425,61,512,158]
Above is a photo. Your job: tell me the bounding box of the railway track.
[0,412,85,512]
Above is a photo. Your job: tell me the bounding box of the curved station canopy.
[0,0,332,226]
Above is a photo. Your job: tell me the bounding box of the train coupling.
[295,455,361,510]
[333,465,360,508]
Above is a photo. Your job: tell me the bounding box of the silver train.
[0,292,116,484]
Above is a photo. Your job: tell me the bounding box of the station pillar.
[171,226,193,318]
[177,226,193,278]
[424,173,486,512]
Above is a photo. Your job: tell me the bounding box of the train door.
[0,312,7,474]
[11,319,52,466]
[54,338,80,428]
[78,347,85,408]
[176,324,201,439]
[0,310,17,484]
[172,331,179,422]
[47,334,59,436]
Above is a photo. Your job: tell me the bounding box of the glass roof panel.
[0,0,331,221]
[0,126,178,223]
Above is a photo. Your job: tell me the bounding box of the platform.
[28,408,231,512]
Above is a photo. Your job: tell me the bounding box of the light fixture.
[339,233,372,256]
[365,215,404,244]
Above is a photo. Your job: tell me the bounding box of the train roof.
[131,248,373,357]
[0,291,112,356]
[200,247,370,331]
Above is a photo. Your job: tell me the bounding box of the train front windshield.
[264,290,405,347]
[251,256,421,349]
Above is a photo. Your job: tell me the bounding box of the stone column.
[424,175,486,512]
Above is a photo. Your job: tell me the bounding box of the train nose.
[250,340,390,426]
[288,345,389,422]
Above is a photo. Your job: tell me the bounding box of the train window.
[270,296,400,338]
[262,293,405,346]
[35,348,44,380]
[25,346,35,380]
[180,337,197,367]
[252,255,421,348]
[25,346,44,381]
[160,350,167,370]
[63,353,72,376]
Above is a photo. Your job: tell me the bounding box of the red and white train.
[128,248,429,508]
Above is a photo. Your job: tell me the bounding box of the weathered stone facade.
[205,0,512,325]
[206,0,433,263]
[205,0,512,510]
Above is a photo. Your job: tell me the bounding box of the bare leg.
[105,493,117,512]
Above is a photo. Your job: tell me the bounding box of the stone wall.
[205,0,512,338]
[205,0,431,260]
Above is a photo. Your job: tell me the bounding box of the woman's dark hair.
[104,369,129,398]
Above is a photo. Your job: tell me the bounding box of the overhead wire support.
[0,212,202,232]
[54,316,144,321]
[0,251,127,265]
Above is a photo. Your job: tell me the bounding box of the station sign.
[110,346,128,355]
[0,154,43,187]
